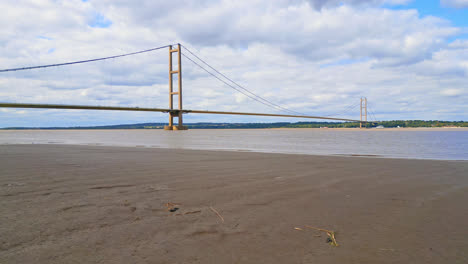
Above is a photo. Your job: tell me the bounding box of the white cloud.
[441,0,468,8]
[0,0,467,127]
[441,89,464,96]
[307,0,411,9]
[90,1,459,66]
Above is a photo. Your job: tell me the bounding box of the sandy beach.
[1,144,467,263]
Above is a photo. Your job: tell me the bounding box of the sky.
[0,0,467,127]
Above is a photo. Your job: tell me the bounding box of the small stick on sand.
[209,206,224,223]
[184,210,201,215]
[305,225,339,246]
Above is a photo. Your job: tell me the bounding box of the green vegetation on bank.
[2,120,467,130]
[284,120,468,128]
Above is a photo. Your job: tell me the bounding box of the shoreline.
[1,143,466,161]
[2,127,468,131]
[1,144,467,263]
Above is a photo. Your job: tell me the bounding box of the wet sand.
[1,144,467,263]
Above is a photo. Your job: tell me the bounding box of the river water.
[0,129,467,160]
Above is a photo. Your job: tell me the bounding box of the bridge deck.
[0,103,364,122]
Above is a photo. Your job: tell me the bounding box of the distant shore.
[268,127,468,131]
[2,127,468,131]
[1,144,467,263]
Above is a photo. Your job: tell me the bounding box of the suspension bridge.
[0,43,376,130]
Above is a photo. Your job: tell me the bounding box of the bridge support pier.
[164,43,188,131]
[164,111,187,130]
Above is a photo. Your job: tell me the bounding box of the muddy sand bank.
[1,144,467,263]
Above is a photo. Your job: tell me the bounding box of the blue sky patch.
[319,58,370,68]
[386,0,468,28]
[89,12,112,28]
[37,35,53,40]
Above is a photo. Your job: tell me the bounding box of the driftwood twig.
[184,210,201,215]
[209,206,224,223]
[305,225,339,246]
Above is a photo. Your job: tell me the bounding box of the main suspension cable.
[0,44,174,73]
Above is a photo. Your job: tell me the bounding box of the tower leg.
[164,43,187,131]
[360,98,363,129]
[359,97,368,129]
[164,114,174,130]
[175,112,187,130]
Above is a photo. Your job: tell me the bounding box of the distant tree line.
[281,120,468,128]
[2,120,466,130]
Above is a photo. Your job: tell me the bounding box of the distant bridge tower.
[164,44,188,130]
[360,97,367,128]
